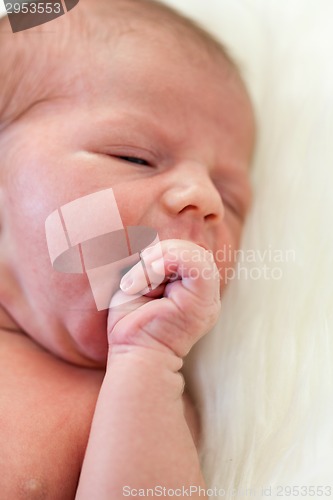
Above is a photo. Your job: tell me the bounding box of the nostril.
[204,213,218,222]
[178,204,196,215]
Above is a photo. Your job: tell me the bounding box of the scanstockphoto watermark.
[123,485,333,497]
[122,485,254,497]
[167,244,296,284]
[3,0,80,33]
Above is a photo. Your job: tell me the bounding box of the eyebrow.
[98,110,174,144]
[95,111,252,178]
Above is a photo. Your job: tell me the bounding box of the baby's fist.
[107,240,221,358]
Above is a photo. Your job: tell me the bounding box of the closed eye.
[115,155,151,167]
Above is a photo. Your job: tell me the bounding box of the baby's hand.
[107,240,221,358]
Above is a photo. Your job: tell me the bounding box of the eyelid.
[224,197,246,221]
[115,155,151,167]
[213,176,251,221]
[102,145,157,166]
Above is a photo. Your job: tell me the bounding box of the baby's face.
[0,30,254,367]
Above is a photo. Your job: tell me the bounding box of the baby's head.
[0,0,254,367]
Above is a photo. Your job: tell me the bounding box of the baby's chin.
[46,271,125,367]
[39,293,109,367]
[58,305,109,368]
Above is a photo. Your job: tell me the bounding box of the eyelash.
[224,194,246,221]
[215,185,243,221]
[115,155,151,167]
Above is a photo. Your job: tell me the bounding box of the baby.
[0,0,254,498]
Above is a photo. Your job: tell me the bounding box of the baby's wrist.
[106,344,184,396]
[107,305,190,361]
[108,343,183,369]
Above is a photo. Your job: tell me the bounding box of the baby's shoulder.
[0,329,104,499]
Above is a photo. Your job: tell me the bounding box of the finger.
[119,242,168,295]
[123,240,220,303]
[107,289,150,334]
[166,246,220,303]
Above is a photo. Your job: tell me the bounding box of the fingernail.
[141,245,155,260]
[144,245,154,254]
[120,275,133,291]
[151,257,164,274]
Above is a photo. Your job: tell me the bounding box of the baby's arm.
[76,349,203,498]
[76,241,221,499]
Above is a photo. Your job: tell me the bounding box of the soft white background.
[2,1,332,496]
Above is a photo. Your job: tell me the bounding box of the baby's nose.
[161,162,225,223]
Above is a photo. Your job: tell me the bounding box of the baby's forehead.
[0,0,239,129]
